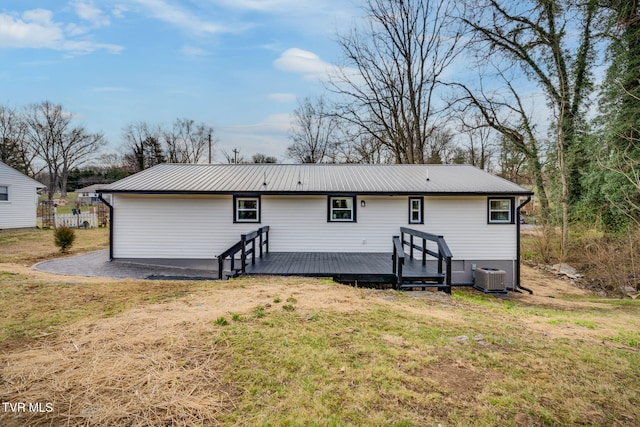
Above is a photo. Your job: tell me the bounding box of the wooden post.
[445,256,452,294]
[392,236,398,275]
[410,235,414,259]
[241,234,247,274]
[251,238,256,265]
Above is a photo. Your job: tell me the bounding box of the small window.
[488,198,513,223]
[408,197,423,224]
[328,196,356,222]
[0,186,8,201]
[234,196,260,223]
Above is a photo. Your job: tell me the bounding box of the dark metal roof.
[97,163,532,195]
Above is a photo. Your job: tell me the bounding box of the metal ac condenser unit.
[475,267,507,292]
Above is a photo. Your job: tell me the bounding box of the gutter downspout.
[98,193,113,261]
[516,195,533,294]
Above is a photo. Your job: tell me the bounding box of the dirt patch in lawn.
[1,264,635,426]
[0,276,371,426]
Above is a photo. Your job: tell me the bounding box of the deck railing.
[217,226,269,279]
[392,235,406,284]
[393,227,453,292]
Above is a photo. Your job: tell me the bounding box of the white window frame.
[408,197,423,224]
[328,196,356,222]
[0,185,8,202]
[488,198,513,224]
[234,196,260,223]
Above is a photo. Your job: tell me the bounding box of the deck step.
[398,282,446,289]
[402,275,445,283]
[224,269,243,279]
[398,282,451,292]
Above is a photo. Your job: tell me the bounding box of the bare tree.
[251,153,278,163]
[449,71,551,219]
[164,118,214,164]
[24,101,105,198]
[221,148,244,164]
[0,104,35,175]
[340,132,388,164]
[329,0,464,164]
[287,96,340,163]
[424,127,455,164]
[121,121,165,172]
[460,0,602,253]
[456,113,496,171]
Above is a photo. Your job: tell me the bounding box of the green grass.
[1,229,639,425]
[1,273,639,425]
[0,272,214,342]
[0,227,109,263]
[200,290,640,426]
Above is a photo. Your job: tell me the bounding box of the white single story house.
[0,161,45,230]
[98,164,533,289]
[75,184,105,205]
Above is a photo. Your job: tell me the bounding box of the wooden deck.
[243,252,444,285]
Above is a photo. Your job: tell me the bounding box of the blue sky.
[0,0,361,161]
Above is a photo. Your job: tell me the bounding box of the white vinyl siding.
[111,194,517,261]
[266,196,395,251]
[0,162,42,229]
[424,196,516,260]
[265,196,515,259]
[112,195,259,258]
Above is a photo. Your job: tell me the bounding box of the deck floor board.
[244,252,443,282]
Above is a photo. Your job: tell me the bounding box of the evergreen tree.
[590,1,640,230]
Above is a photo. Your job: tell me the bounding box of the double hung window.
[234,196,260,223]
[408,197,423,224]
[328,196,356,222]
[488,198,513,224]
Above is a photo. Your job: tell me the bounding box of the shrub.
[54,226,76,253]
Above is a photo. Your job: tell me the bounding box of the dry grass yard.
[1,228,639,426]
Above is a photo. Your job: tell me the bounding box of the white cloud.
[22,9,55,25]
[130,0,234,35]
[0,10,63,49]
[62,40,123,54]
[221,114,292,134]
[181,45,211,57]
[216,0,299,12]
[0,9,122,54]
[73,1,110,27]
[111,5,128,19]
[214,0,360,38]
[92,86,130,92]
[217,114,294,160]
[268,93,296,103]
[273,48,334,81]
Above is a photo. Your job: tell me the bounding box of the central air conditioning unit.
[474,267,507,292]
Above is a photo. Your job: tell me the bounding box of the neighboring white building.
[98,164,533,287]
[75,184,101,204]
[0,161,45,229]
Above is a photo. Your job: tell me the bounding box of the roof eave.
[98,189,534,196]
